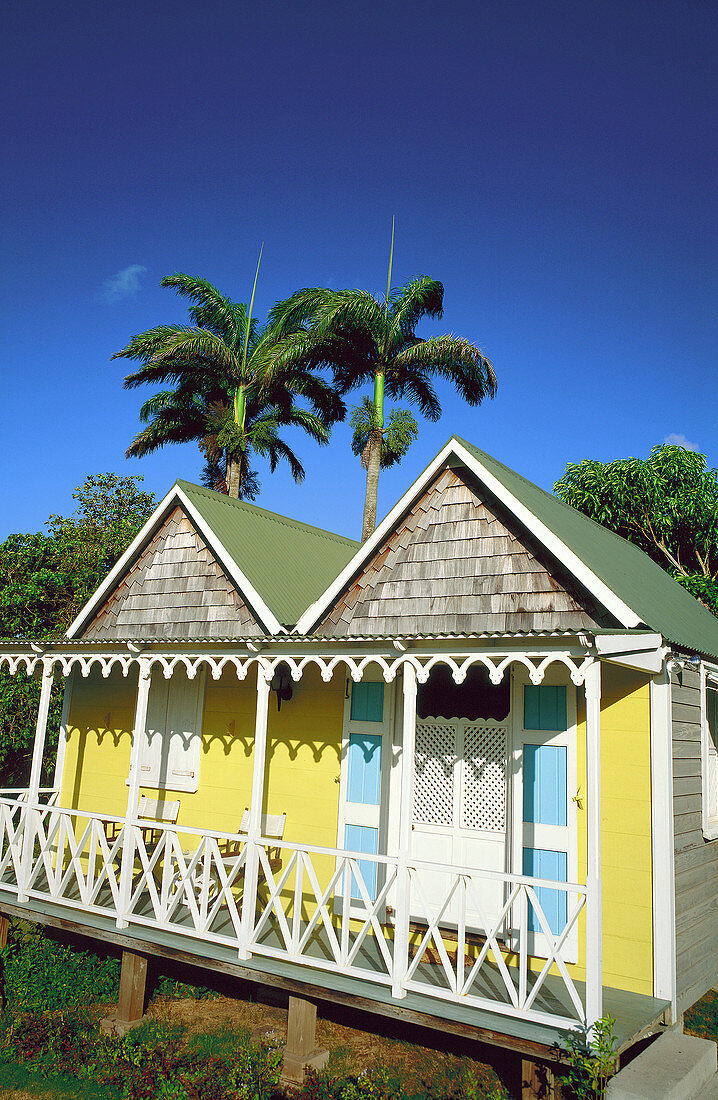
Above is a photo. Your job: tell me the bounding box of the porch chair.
[176,810,287,909]
[103,795,180,845]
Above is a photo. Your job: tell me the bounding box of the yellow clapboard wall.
[59,662,654,995]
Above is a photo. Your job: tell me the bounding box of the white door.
[511,674,578,961]
[411,717,509,931]
[337,676,394,910]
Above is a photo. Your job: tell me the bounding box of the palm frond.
[148,328,240,378]
[160,274,243,345]
[385,369,441,421]
[393,336,497,405]
[114,325,192,364]
[387,276,444,342]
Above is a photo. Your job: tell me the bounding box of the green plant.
[555,1014,618,1099]
[2,927,120,1010]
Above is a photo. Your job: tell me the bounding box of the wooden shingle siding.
[81,507,262,639]
[671,666,718,1014]
[315,466,603,637]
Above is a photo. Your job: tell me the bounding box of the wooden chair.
[104,795,180,845]
[176,810,287,908]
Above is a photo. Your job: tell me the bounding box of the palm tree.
[114,270,343,499]
[268,246,497,539]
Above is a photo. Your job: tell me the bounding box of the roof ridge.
[175,479,359,548]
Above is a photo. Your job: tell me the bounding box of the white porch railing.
[0,795,588,1030]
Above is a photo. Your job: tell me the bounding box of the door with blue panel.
[338,677,393,907]
[514,679,577,961]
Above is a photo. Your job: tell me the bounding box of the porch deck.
[0,891,669,1061]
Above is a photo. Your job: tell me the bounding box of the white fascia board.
[595,633,663,656]
[174,486,284,635]
[66,484,284,640]
[296,438,643,635]
[604,649,666,675]
[295,441,458,634]
[66,486,183,639]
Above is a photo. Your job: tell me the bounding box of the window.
[130,669,206,793]
[703,666,718,837]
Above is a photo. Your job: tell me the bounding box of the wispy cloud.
[664,432,698,452]
[102,264,147,303]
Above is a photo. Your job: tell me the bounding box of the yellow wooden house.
[2,436,718,1086]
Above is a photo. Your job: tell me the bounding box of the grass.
[0,1060,117,1100]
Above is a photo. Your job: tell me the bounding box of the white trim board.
[66,484,283,640]
[295,438,643,636]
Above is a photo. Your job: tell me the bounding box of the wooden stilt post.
[101,949,149,1035]
[281,995,328,1084]
[0,914,9,950]
[521,1056,560,1098]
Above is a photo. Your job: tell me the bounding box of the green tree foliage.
[554,445,718,614]
[115,271,343,499]
[0,474,156,785]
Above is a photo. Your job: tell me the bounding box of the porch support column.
[650,662,676,1017]
[585,659,603,1027]
[392,662,417,999]
[18,662,55,903]
[116,660,151,930]
[239,661,272,960]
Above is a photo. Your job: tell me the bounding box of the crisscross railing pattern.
[0,794,591,1029]
[248,840,397,983]
[404,860,587,1029]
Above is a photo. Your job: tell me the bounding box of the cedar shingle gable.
[81,507,262,639]
[314,467,607,636]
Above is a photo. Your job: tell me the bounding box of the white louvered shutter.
[132,669,205,792]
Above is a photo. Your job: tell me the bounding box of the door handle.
[572,788,583,808]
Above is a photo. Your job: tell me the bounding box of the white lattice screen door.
[412,718,509,929]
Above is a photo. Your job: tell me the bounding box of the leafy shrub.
[2,926,120,1010]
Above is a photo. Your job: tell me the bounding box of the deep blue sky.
[2,0,716,542]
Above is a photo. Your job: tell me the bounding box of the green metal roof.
[454,436,718,662]
[176,480,359,628]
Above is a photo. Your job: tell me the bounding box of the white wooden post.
[239,662,271,959]
[117,661,151,930]
[52,669,74,796]
[585,659,603,1027]
[18,662,55,902]
[650,662,677,1017]
[391,662,417,998]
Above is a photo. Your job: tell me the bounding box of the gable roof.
[175,481,359,627]
[67,480,359,638]
[297,436,718,662]
[454,438,718,661]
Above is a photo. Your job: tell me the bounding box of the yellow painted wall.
[60,662,654,997]
[576,665,654,996]
[61,665,343,848]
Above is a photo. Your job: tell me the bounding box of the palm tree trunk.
[361,371,386,542]
[226,454,242,498]
[361,429,382,541]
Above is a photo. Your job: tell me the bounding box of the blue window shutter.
[351,682,385,723]
[522,847,568,934]
[344,824,379,901]
[523,744,567,826]
[346,733,382,805]
[524,686,567,731]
